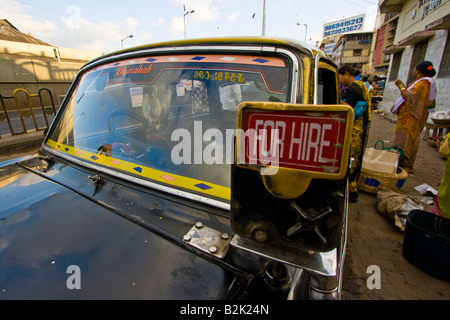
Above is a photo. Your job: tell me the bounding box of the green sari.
[435,157,450,219]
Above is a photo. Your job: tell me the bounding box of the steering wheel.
[106,109,169,166]
[107,109,151,149]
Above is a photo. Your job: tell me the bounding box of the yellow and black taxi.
[0,37,353,300]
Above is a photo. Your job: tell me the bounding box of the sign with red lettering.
[239,108,349,174]
[114,64,153,77]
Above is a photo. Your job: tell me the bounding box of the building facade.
[378,0,450,114]
[330,32,375,71]
[372,9,400,76]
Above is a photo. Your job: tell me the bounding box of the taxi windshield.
[47,53,291,201]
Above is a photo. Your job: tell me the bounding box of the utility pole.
[262,0,266,36]
[183,3,195,39]
[297,22,307,42]
[121,34,133,49]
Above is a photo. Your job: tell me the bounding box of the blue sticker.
[134,167,143,173]
[252,58,269,64]
[195,183,212,190]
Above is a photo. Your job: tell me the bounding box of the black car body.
[0,37,353,299]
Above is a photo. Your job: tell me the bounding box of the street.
[342,113,450,300]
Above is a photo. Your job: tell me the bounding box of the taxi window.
[47,53,291,201]
[316,60,338,105]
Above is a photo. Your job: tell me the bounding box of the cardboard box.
[361,148,399,174]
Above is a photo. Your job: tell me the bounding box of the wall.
[0,40,103,108]
[395,0,450,44]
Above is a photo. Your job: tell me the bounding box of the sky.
[2,0,378,54]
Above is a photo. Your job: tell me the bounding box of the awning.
[425,13,450,31]
[397,30,436,46]
[383,45,406,54]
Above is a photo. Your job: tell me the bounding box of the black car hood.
[0,157,247,299]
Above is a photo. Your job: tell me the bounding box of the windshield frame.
[42,45,302,210]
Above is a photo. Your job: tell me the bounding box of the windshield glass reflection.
[48,54,290,198]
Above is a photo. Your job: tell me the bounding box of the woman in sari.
[339,65,371,202]
[392,61,437,173]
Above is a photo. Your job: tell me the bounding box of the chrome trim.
[287,268,309,300]
[308,180,349,299]
[313,53,322,104]
[309,286,340,300]
[41,144,231,211]
[277,47,299,103]
[230,234,338,277]
[337,179,349,298]
[313,53,339,105]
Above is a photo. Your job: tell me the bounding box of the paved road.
[342,113,450,300]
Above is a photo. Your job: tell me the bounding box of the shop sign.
[412,0,443,20]
[323,14,365,38]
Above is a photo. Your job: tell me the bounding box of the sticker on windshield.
[130,87,143,107]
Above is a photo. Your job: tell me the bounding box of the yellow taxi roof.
[84,36,324,68]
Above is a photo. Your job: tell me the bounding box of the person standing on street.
[377,78,385,91]
[339,65,372,202]
[363,75,374,101]
[392,61,437,174]
[371,76,381,96]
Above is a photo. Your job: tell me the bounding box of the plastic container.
[402,210,450,282]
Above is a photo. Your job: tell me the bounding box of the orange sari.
[394,79,434,168]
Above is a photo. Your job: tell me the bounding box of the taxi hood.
[0,159,248,299]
